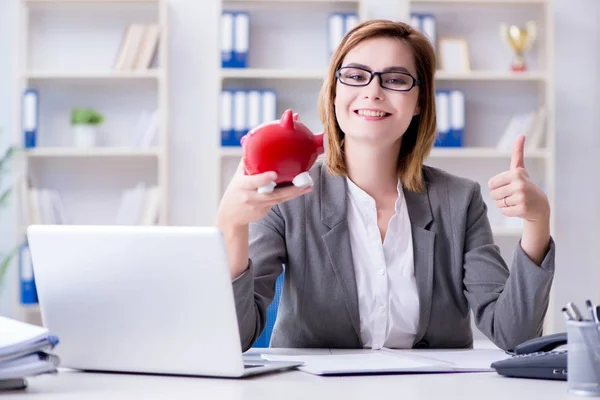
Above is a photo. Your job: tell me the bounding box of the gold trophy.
[500,21,537,72]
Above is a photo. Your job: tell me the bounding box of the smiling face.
[334,36,421,147]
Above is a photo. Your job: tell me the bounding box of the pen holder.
[567,320,600,396]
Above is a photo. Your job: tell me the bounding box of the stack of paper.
[0,316,60,390]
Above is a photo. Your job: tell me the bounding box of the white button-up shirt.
[346,177,420,349]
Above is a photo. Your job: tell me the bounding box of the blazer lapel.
[403,180,435,346]
[319,166,362,344]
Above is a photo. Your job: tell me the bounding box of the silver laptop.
[26,224,302,378]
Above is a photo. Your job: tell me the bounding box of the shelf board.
[435,70,547,81]
[225,0,358,2]
[411,0,547,4]
[25,0,160,3]
[220,147,549,159]
[25,70,163,81]
[222,68,547,82]
[19,303,40,313]
[221,68,326,80]
[22,147,160,158]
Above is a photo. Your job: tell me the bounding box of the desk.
[4,349,572,400]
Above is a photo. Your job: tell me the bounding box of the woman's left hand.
[488,135,550,224]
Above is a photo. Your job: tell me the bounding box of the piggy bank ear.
[293,113,299,121]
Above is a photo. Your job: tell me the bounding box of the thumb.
[510,135,526,170]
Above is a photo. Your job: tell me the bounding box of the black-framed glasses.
[335,66,420,92]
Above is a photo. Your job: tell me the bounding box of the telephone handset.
[491,332,568,380]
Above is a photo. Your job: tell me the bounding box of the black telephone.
[491,332,568,381]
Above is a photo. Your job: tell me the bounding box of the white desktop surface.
[4,348,570,400]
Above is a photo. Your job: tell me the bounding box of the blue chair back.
[252,272,284,348]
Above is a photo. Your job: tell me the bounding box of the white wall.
[551,0,600,331]
[0,0,18,316]
[0,0,599,334]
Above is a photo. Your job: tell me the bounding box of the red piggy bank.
[241,109,325,194]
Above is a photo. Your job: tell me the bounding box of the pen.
[566,302,583,321]
[586,300,598,323]
[562,306,573,321]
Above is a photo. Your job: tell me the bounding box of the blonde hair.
[317,19,437,192]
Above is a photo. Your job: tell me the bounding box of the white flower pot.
[73,124,98,148]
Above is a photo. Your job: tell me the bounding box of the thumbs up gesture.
[488,135,550,223]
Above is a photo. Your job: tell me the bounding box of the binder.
[246,90,261,134]
[233,12,249,68]
[19,242,38,305]
[448,89,465,147]
[327,13,345,57]
[220,90,234,146]
[221,11,249,68]
[22,89,38,149]
[232,90,247,146]
[410,13,436,53]
[421,14,437,53]
[261,90,276,124]
[221,12,234,68]
[434,90,450,147]
[345,13,358,35]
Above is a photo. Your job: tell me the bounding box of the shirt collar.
[345,177,405,212]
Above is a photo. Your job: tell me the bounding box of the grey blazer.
[232,162,556,352]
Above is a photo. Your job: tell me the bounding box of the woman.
[216,19,555,352]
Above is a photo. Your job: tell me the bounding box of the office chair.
[253,271,284,348]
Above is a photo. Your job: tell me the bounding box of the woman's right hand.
[216,159,313,231]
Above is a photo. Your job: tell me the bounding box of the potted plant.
[71,107,104,148]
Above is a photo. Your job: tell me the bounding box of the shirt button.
[378,269,385,275]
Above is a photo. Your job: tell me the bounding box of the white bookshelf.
[13,0,169,325]
[216,0,556,336]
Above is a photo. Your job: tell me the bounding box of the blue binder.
[21,89,38,149]
[253,272,284,348]
[19,242,38,305]
[221,11,249,68]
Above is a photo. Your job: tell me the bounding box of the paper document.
[0,316,58,361]
[0,316,60,380]
[261,352,453,375]
[261,349,512,376]
[384,349,512,371]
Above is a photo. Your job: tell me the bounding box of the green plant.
[71,107,104,126]
[0,130,15,295]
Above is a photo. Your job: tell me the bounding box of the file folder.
[327,13,345,57]
[246,90,261,134]
[448,89,465,147]
[345,13,358,34]
[410,13,436,53]
[233,12,249,68]
[22,89,38,149]
[19,242,38,305]
[434,90,450,147]
[261,90,276,124]
[220,90,234,146]
[221,11,249,68]
[232,90,247,146]
[221,12,234,68]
